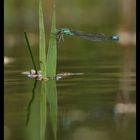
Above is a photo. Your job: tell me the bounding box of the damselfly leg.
[56,30,65,42]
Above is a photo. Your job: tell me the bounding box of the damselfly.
[56,28,119,42]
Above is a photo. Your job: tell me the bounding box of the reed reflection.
[114,46,136,135]
[25,79,57,140]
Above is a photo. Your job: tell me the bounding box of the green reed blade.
[39,0,47,77]
[46,8,57,77]
[39,0,47,140]
[24,32,37,71]
[46,5,57,139]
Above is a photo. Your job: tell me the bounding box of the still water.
[4,41,136,140]
[4,0,136,140]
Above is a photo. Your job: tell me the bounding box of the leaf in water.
[25,80,40,140]
[46,6,57,139]
[40,81,47,140]
[26,80,38,126]
[46,9,57,77]
[47,80,57,140]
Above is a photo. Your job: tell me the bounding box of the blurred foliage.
[4,0,121,33]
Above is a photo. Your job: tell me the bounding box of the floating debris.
[54,72,84,80]
[57,72,84,77]
[22,69,49,81]
[22,70,84,81]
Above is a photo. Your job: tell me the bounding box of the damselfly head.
[111,35,119,41]
[57,28,74,35]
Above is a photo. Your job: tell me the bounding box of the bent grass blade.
[24,32,37,71]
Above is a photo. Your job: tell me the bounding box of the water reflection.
[57,46,136,140]
[114,46,136,137]
[26,80,38,125]
[4,45,136,140]
[25,78,57,140]
[114,90,136,115]
[4,125,11,140]
[4,56,14,65]
[4,46,136,140]
[71,127,109,140]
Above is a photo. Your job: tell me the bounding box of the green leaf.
[46,9,57,77]
[39,0,47,140]
[39,0,47,77]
